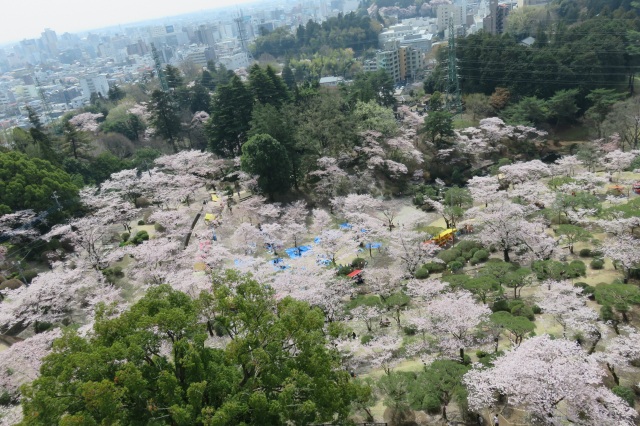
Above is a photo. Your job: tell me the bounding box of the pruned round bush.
[423,262,446,273]
[437,248,461,264]
[414,268,430,279]
[511,304,535,321]
[131,230,149,245]
[456,240,481,252]
[568,260,586,277]
[591,259,605,270]
[612,386,635,407]
[492,299,510,312]
[579,248,592,257]
[121,232,130,242]
[472,249,490,263]
[532,305,542,314]
[351,257,366,268]
[154,223,166,232]
[449,261,464,272]
[138,220,145,226]
[403,325,418,336]
[574,282,595,295]
[337,265,354,276]
[34,320,53,334]
[360,334,373,345]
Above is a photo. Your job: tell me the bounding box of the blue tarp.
[339,223,352,230]
[271,258,284,264]
[366,242,382,249]
[317,258,331,266]
[314,237,321,244]
[284,245,312,259]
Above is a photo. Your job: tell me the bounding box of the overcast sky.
[0,0,258,45]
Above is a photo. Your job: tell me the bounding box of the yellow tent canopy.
[435,228,456,240]
[204,213,217,222]
[211,194,219,202]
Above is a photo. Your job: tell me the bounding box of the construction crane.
[234,10,253,62]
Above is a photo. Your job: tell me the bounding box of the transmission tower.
[151,43,169,92]
[445,20,462,114]
[234,10,253,62]
[34,75,53,124]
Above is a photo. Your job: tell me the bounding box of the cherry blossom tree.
[554,155,582,177]
[466,176,501,206]
[231,222,262,254]
[365,267,404,302]
[0,329,62,400]
[388,230,440,276]
[469,201,533,262]
[351,305,383,333]
[594,326,640,386]
[69,112,103,133]
[464,335,637,425]
[427,290,490,362]
[601,235,640,282]
[536,280,599,342]
[316,229,350,264]
[499,160,551,187]
[602,150,637,181]
[307,157,349,205]
[311,208,332,234]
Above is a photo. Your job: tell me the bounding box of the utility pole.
[34,75,53,124]
[51,191,62,210]
[446,20,462,114]
[234,10,253,63]
[151,43,169,92]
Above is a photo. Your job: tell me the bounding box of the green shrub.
[511,304,535,321]
[456,240,481,252]
[154,223,166,232]
[462,354,472,365]
[137,220,145,225]
[591,259,605,269]
[579,248,592,257]
[102,266,124,284]
[423,262,446,273]
[121,232,130,242]
[22,270,38,283]
[476,350,490,359]
[438,248,461,264]
[574,282,595,295]
[532,305,542,314]
[568,260,586,277]
[449,261,464,272]
[492,299,510,312]
[337,265,354,276]
[422,393,441,414]
[360,334,373,345]
[472,249,490,263]
[0,391,12,406]
[455,256,466,264]
[413,194,424,206]
[414,268,430,279]
[131,230,149,245]
[403,325,418,336]
[351,258,366,268]
[612,386,635,407]
[34,320,53,334]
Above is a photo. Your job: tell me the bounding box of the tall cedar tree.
[241,134,293,198]
[206,74,253,157]
[149,90,181,153]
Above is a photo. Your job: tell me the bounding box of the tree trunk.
[588,329,601,355]
[503,248,510,263]
[460,347,465,364]
[607,363,620,386]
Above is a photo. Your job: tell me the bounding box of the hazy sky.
[0,0,258,44]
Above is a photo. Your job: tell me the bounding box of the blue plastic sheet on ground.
[366,242,382,249]
[314,237,321,244]
[271,258,284,264]
[317,258,331,266]
[339,223,352,230]
[234,259,243,265]
[361,228,369,233]
[284,245,312,259]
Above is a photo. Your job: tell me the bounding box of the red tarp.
[347,269,363,278]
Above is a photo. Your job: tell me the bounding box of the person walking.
[493,414,499,426]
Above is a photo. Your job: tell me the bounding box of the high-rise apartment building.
[79,74,109,99]
[437,4,466,32]
[376,46,423,83]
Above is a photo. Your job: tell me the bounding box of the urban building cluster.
[0,0,546,138]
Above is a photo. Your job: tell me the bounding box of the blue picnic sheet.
[366,242,382,249]
[339,223,352,230]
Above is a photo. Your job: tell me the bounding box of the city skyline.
[0,0,260,45]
